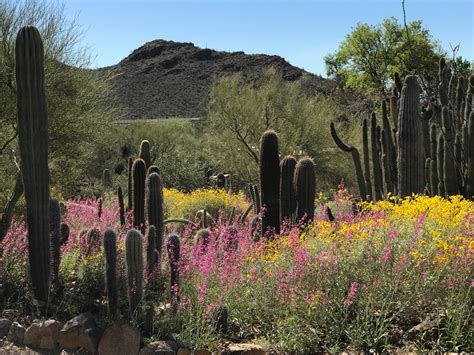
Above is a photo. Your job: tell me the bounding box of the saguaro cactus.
[117,186,126,227]
[465,111,474,198]
[397,75,425,197]
[49,199,61,284]
[371,113,383,200]
[16,26,50,306]
[102,169,112,188]
[442,107,458,196]
[437,133,446,196]
[362,118,373,200]
[294,157,316,222]
[146,172,164,251]
[60,223,70,246]
[127,157,133,211]
[139,140,151,169]
[104,229,117,317]
[280,155,297,223]
[429,124,439,196]
[259,130,281,235]
[132,159,146,232]
[146,225,157,278]
[126,229,144,313]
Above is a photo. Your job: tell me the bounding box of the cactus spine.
[132,158,146,232]
[16,26,50,306]
[146,172,164,253]
[259,130,281,235]
[397,75,425,197]
[294,157,316,222]
[49,199,61,285]
[103,229,117,317]
[126,229,144,313]
[280,155,297,223]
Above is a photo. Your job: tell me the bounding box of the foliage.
[0,0,116,204]
[324,17,472,97]
[204,68,354,191]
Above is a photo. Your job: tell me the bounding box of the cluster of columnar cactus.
[331,63,474,200]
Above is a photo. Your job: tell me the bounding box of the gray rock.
[98,323,141,355]
[58,313,102,354]
[7,321,26,345]
[224,343,265,355]
[24,319,62,350]
[139,341,179,355]
[0,318,12,338]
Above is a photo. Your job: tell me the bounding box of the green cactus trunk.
[60,223,70,246]
[442,107,458,196]
[167,233,180,313]
[437,133,446,196]
[380,129,393,196]
[146,225,157,279]
[294,157,316,222]
[104,229,117,317]
[127,157,133,211]
[466,111,474,198]
[16,26,50,307]
[132,159,146,233]
[381,101,397,195]
[49,199,61,285]
[362,118,373,200]
[397,76,425,197]
[118,186,126,227]
[146,172,164,254]
[371,113,384,200]
[139,140,151,169]
[280,155,297,223]
[259,130,281,235]
[126,229,144,313]
[429,124,439,196]
[102,169,112,188]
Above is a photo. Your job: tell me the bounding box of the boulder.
[58,313,102,353]
[98,323,141,355]
[224,343,265,355]
[0,318,12,338]
[24,319,62,350]
[7,321,26,345]
[139,341,178,354]
[176,349,192,355]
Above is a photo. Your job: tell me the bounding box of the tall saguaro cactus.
[104,229,117,317]
[132,159,146,232]
[49,199,61,285]
[259,130,281,235]
[16,26,50,307]
[139,140,151,169]
[397,75,425,197]
[280,156,297,223]
[146,172,164,251]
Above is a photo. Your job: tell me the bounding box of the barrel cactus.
[294,157,316,222]
[104,229,117,317]
[16,26,50,307]
[126,229,144,313]
[259,130,281,235]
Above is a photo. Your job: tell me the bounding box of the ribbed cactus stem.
[259,130,281,235]
[16,26,50,307]
[442,107,458,196]
[294,157,316,222]
[126,229,144,313]
[280,155,297,222]
[103,229,117,317]
[49,199,61,284]
[429,124,439,196]
[253,184,261,214]
[146,225,157,279]
[397,75,425,197]
[466,111,474,198]
[362,118,373,200]
[102,169,112,188]
[371,113,383,200]
[167,233,180,312]
[437,133,446,196]
[146,172,164,253]
[147,165,160,177]
[382,100,397,194]
[60,223,70,246]
[139,140,151,169]
[132,158,146,232]
[389,86,399,131]
[330,122,368,201]
[118,186,126,227]
[380,130,393,196]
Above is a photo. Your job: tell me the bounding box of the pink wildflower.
[344,281,359,307]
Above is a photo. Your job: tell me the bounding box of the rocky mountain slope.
[99,39,337,120]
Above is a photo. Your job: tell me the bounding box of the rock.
[0,318,12,338]
[224,343,265,355]
[193,350,212,355]
[58,312,102,353]
[98,323,141,355]
[23,319,62,350]
[7,321,26,344]
[139,341,178,354]
[177,349,192,355]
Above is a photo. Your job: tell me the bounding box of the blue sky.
[63,0,473,76]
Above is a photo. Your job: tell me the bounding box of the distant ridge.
[98,39,337,120]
